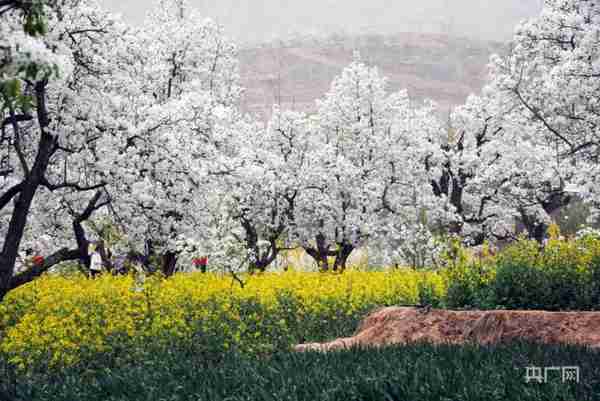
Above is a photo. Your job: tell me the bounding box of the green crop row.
[2,342,598,401]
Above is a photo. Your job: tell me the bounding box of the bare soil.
[295,307,600,352]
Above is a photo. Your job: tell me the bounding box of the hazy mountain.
[99,1,540,117]
[239,32,505,119]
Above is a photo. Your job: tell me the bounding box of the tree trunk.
[0,81,57,297]
[0,138,55,293]
[0,180,42,296]
[304,246,331,272]
[249,237,280,274]
[161,251,177,277]
[520,213,548,243]
[0,248,80,302]
[97,242,113,272]
[143,240,157,273]
[0,190,108,300]
[242,219,280,273]
[333,243,354,272]
[519,191,571,243]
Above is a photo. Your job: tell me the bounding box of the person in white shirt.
[89,242,103,278]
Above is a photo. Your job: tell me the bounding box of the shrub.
[444,261,496,309]
[441,232,600,311]
[417,275,446,308]
[491,236,598,311]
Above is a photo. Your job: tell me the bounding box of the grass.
[2,341,599,401]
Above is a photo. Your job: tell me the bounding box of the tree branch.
[0,168,14,177]
[512,86,574,150]
[8,108,31,176]
[1,113,33,129]
[0,182,23,211]
[9,248,80,291]
[41,176,106,192]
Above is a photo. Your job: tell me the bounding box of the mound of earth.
[295,307,600,352]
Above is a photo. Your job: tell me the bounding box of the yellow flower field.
[0,270,446,372]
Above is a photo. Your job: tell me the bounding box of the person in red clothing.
[192,256,208,273]
[25,248,44,268]
[32,255,44,267]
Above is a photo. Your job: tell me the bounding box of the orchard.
[2,1,600,399]
[2,0,600,299]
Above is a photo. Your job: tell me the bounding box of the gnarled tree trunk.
[304,234,355,272]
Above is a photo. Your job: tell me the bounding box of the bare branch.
[41,176,106,192]
[0,168,14,177]
[8,108,31,176]
[0,182,23,211]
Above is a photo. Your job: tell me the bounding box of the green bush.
[417,279,445,308]
[442,234,600,311]
[444,261,496,309]
[491,237,597,311]
[493,263,549,310]
[590,256,600,310]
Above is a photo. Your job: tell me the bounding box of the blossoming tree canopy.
[491,0,600,154]
[487,0,599,209]
[435,0,597,242]
[285,55,442,271]
[99,0,244,272]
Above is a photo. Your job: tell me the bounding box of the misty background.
[101,0,543,44]
[99,1,545,118]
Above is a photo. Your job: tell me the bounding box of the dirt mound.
[294,307,600,352]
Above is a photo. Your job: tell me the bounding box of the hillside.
[238,32,505,118]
